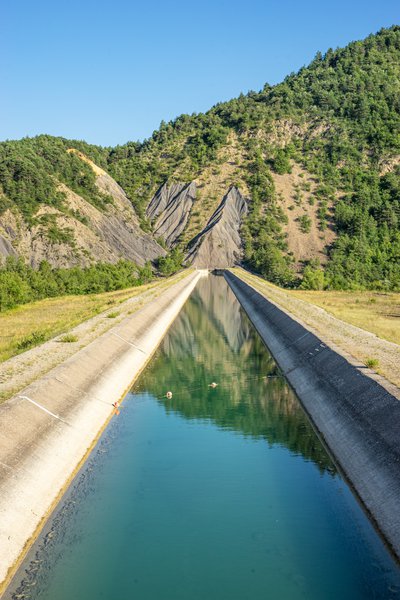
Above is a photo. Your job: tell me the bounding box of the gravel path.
[233,268,400,390]
[0,274,185,403]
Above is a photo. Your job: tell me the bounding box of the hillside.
[0,26,399,290]
[0,140,164,268]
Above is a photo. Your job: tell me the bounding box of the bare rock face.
[0,149,167,268]
[146,182,196,247]
[146,183,186,221]
[0,167,166,268]
[186,186,248,268]
[0,233,17,263]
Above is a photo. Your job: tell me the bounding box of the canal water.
[7,275,400,600]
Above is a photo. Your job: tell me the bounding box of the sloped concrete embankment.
[224,271,400,559]
[0,270,205,590]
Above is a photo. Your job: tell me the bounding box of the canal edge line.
[0,269,207,595]
[224,269,400,561]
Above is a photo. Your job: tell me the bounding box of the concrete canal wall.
[0,269,206,591]
[225,270,400,560]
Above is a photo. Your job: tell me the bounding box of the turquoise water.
[8,276,400,599]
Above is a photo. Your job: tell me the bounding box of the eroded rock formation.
[186,186,248,268]
[0,158,166,268]
[146,182,196,246]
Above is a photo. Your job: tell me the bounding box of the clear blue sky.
[1,0,399,146]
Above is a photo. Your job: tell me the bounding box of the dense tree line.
[0,257,153,312]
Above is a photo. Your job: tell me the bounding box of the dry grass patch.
[290,289,400,346]
[271,162,336,269]
[231,268,400,388]
[0,282,162,363]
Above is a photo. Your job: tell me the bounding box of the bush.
[365,357,379,369]
[0,270,32,310]
[300,266,325,290]
[299,214,312,233]
[271,149,292,174]
[59,333,78,342]
[157,248,183,276]
[16,331,47,350]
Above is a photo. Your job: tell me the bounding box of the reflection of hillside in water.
[136,275,335,474]
[163,275,251,357]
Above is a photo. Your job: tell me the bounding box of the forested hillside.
[1,25,399,294]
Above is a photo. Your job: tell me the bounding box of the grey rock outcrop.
[146,183,186,221]
[0,173,166,268]
[146,182,196,246]
[186,186,248,268]
[0,233,17,264]
[95,172,137,212]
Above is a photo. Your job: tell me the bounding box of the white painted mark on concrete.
[18,395,64,422]
[112,332,147,354]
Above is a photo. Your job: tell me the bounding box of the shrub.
[16,331,47,350]
[299,214,312,233]
[271,149,292,174]
[365,357,379,369]
[59,333,78,342]
[156,248,183,276]
[300,266,325,290]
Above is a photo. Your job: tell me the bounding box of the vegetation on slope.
[0,136,112,219]
[0,256,153,311]
[0,285,149,363]
[0,26,399,290]
[103,25,400,290]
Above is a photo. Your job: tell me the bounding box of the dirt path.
[232,268,400,389]
[0,273,187,403]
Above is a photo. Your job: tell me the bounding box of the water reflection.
[136,275,335,474]
[7,274,400,600]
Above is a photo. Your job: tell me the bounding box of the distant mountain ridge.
[0,26,399,289]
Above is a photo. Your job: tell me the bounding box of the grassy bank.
[233,269,400,345]
[231,268,400,388]
[290,289,400,346]
[0,270,193,404]
[0,281,162,363]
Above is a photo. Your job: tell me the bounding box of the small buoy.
[209,382,218,388]
[166,391,173,399]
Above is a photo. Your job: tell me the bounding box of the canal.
[6,275,400,599]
